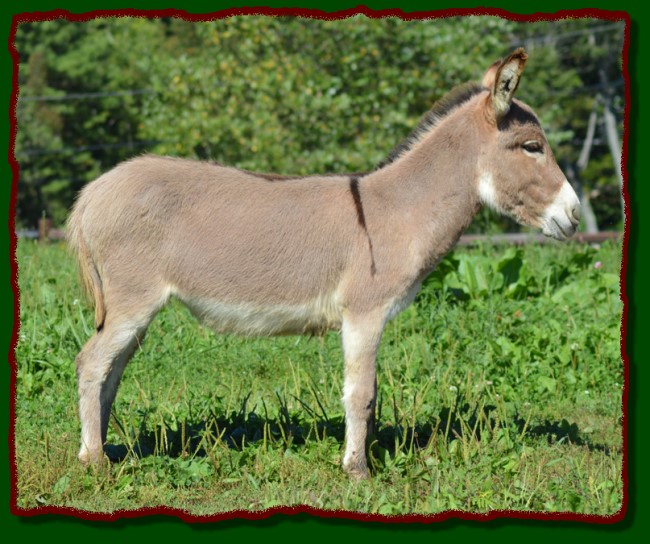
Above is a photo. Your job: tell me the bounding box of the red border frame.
[8,5,631,524]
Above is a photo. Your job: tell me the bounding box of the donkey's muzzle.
[541,181,581,241]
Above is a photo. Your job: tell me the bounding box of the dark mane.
[376,81,486,169]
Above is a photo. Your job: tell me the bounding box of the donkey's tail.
[66,196,106,332]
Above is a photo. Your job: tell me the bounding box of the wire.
[509,22,625,47]
[16,140,163,158]
[18,88,155,103]
[17,76,624,159]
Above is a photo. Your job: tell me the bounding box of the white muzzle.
[541,181,581,241]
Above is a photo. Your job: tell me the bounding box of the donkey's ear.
[491,48,528,120]
[481,59,502,90]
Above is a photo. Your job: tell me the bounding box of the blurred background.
[13,15,625,234]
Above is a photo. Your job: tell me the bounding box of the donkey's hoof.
[343,460,370,480]
[347,468,370,481]
[78,447,107,466]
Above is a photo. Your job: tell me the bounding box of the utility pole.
[569,107,600,233]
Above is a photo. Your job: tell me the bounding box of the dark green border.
[3,0,644,541]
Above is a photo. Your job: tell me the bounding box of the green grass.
[13,238,624,516]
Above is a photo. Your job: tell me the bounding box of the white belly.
[176,291,342,336]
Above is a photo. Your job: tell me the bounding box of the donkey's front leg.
[341,311,385,479]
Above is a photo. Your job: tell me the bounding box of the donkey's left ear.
[491,48,528,120]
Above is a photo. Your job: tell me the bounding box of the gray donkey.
[67,49,580,478]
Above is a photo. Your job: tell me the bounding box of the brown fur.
[67,50,579,478]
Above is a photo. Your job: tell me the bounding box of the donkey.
[67,48,580,478]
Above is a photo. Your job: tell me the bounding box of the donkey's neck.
[365,110,482,277]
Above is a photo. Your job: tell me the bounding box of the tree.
[14,18,163,227]
[135,16,519,175]
[13,15,624,232]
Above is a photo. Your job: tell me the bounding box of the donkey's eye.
[522,141,543,154]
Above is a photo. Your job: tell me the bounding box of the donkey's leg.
[76,312,154,464]
[340,311,385,479]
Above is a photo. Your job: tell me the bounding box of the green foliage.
[14,240,623,515]
[429,244,618,304]
[15,16,624,230]
[137,16,515,174]
[430,247,532,300]
[15,19,159,226]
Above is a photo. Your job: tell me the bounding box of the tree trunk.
[565,161,599,234]
[568,107,599,233]
[599,68,625,223]
[601,98,625,222]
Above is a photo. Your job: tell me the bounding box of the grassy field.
[13,238,624,517]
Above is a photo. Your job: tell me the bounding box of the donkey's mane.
[376,81,486,170]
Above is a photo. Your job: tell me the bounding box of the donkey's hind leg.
[76,310,155,464]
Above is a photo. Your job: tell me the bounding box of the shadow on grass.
[104,392,618,463]
[106,392,346,461]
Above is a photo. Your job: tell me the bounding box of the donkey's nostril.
[571,203,581,223]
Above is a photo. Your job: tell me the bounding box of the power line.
[510,22,625,47]
[16,78,624,159]
[569,79,625,96]
[18,88,155,103]
[16,139,163,158]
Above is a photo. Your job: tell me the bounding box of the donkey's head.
[476,49,580,241]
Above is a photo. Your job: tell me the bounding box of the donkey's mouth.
[542,216,576,241]
[552,217,569,240]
